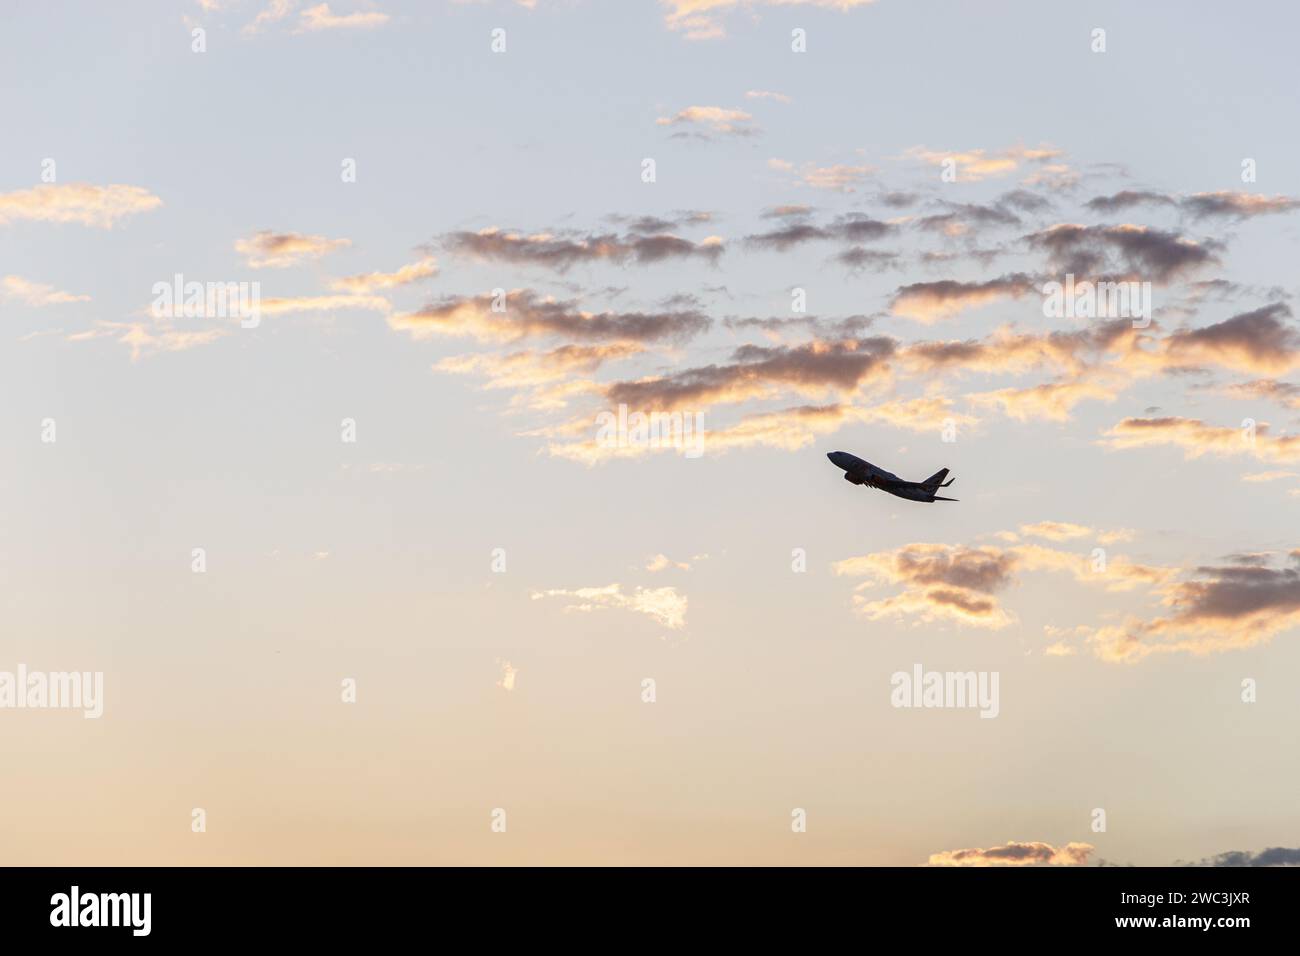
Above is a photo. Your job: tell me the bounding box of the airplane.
[826,451,958,502]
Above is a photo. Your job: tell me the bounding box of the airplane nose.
[826,452,836,463]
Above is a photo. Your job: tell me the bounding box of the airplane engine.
[844,472,864,484]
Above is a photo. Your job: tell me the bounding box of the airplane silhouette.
[826,451,957,502]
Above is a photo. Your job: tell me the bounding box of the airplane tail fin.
[922,468,950,489]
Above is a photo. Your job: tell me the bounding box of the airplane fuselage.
[826,451,957,503]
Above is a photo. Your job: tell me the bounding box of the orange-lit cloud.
[0,183,162,228]
[329,256,437,293]
[927,841,1094,867]
[1102,416,1300,464]
[2,275,90,306]
[296,3,390,32]
[235,230,350,268]
[661,0,877,41]
[656,105,756,136]
[906,144,1065,182]
[1090,554,1300,662]
[833,539,1175,631]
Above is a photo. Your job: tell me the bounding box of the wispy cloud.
[328,256,437,293]
[0,183,162,228]
[296,2,390,32]
[2,275,90,306]
[661,0,878,41]
[235,230,351,268]
[656,105,757,137]
[531,583,688,630]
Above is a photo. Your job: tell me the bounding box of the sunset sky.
[2,0,1298,866]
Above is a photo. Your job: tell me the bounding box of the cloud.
[745,89,791,103]
[927,841,1094,867]
[914,201,1022,238]
[235,230,350,268]
[646,553,691,572]
[244,0,295,34]
[769,159,876,192]
[906,144,1065,182]
[531,583,688,630]
[436,343,640,412]
[1027,223,1217,283]
[833,539,1175,633]
[1084,190,1179,214]
[443,226,724,270]
[1019,521,1093,541]
[603,337,895,411]
[257,293,392,316]
[328,256,437,293]
[835,247,900,273]
[495,658,518,692]
[661,0,878,41]
[761,204,813,219]
[1090,553,1300,661]
[1183,191,1300,219]
[1101,416,1300,464]
[1241,470,1299,483]
[390,289,710,344]
[795,163,874,192]
[611,210,714,234]
[657,105,757,136]
[0,183,162,228]
[1192,847,1300,867]
[1163,303,1300,375]
[890,273,1037,322]
[542,401,861,463]
[68,321,227,362]
[1086,189,1300,220]
[2,275,90,306]
[744,213,894,251]
[833,543,1021,629]
[1222,379,1300,410]
[967,376,1122,422]
[296,3,390,32]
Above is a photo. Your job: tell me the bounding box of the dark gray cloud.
[1026,223,1219,282]
[915,201,1022,236]
[1193,847,1300,867]
[393,289,710,344]
[723,313,877,337]
[1165,303,1299,369]
[745,213,896,250]
[1085,189,1299,220]
[835,247,900,273]
[442,227,723,271]
[1084,190,1179,214]
[604,337,895,410]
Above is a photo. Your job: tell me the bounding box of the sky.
[1,0,1299,866]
